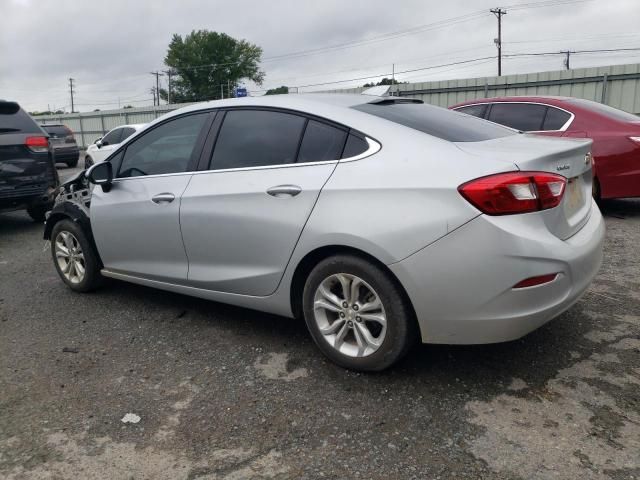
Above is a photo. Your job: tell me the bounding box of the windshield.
[42,125,71,136]
[352,102,516,142]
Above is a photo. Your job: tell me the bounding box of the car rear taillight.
[25,136,49,153]
[513,273,559,289]
[458,171,566,215]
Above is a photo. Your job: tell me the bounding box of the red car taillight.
[458,171,567,215]
[25,136,49,153]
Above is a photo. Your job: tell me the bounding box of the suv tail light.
[458,171,566,215]
[25,136,49,153]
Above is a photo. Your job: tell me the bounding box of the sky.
[2,0,640,112]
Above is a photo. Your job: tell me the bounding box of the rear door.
[0,103,55,205]
[180,109,346,296]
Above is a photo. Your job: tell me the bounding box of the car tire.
[50,219,102,292]
[84,156,93,169]
[593,177,602,203]
[67,157,79,168]
[302,254,416,371]
[26,204,49,223]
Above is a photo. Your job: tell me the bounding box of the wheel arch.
[289,245,419,332]
[44,201,103,268]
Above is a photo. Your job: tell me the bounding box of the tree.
[362,77,407,87]
[160,30,264,103]
[123,105,134,109]
[265,86,289,95]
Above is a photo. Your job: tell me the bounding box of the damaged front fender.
[43,172,102,267]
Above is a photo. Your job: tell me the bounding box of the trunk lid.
[456,133,593,240]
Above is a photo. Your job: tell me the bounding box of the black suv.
[40,124,79,167]
[0,101,59,222]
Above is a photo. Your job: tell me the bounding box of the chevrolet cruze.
[45,93,605,371]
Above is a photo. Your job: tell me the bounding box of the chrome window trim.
[453,101,575,132]
[111,136,381,181]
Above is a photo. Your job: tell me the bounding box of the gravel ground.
[1,163,639,479]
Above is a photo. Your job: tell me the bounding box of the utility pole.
[220,84,224,100]
[68,78,75,113]
[392,63,395,96]
[490,8,507,76]
[164,70,173,104]
[561,50,572,70]
[150,71,164,105]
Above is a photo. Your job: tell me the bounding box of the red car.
[450,96,640,200]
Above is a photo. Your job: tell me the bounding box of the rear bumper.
[389,200,605,344]
[53,147,79,163]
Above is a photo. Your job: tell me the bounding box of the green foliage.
[160,30,264,103]
[265,86,289,95]
[362,77,407,87]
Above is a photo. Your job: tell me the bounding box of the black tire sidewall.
[50,219,101,292]
[302,255,414,371]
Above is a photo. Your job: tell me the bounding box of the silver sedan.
[45,93,605,371]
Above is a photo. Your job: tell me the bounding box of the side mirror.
[86,161,113,192]
[96,139,104,148]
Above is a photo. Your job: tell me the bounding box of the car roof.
[451,96,578,108]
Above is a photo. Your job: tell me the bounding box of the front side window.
[118,113,208,178]
[210,110,306,170]
[298,120,347,163]
[488,103,547,131]
[456,104,488,119]
[101,128,123,146]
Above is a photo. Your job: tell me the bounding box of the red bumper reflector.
[513,273,559,289]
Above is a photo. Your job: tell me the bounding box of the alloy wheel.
[312,273,387,357]
[54,231,86,284]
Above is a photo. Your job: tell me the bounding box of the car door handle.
[266,185,302,198]
[151,193,175,204]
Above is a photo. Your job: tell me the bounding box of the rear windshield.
[0,105,42,135]
[352,102,516,142]
[42,125,70,136]
[566,98,640,123]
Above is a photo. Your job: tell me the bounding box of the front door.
[90,112,211,282]
[180,109,348,296]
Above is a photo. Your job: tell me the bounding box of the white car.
[84,124,145,168]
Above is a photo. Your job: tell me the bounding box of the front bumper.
[389,200,605,344]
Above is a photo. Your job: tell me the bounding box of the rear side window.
[42,125,70,137]
[210,110,306,170]
[298,120,347,163]
[488,103,547,131]
[342,134,369,158]
[102,128,123,145]
[0,105,42,135]
[542,107,572,130]
[353,102,515,142]
[456,104,488,118]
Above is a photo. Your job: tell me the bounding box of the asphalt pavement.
[1,162,639,479]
